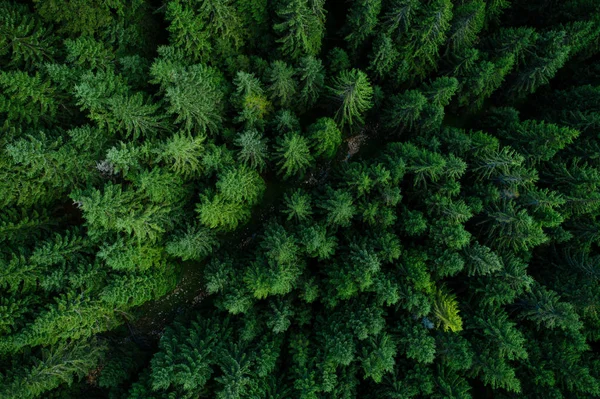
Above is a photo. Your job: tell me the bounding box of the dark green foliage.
[0,3,56,69]
[275,132,314,178]
[0,71,56,126]
[151,62,226,134]
[234,129,269,171]
[268,60,298,108]
[296,56,325,111]
[344,0,382,50]
[308,117,342,158]
[2,1,600,398]
[274,0,326,60]
[328,69,373,129]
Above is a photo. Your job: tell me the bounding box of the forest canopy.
[1,0,600,398]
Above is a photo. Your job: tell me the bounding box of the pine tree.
[268,60,298,108]
[275,132,313,179]
[344,0,382,50]
[151,63,226,134]
[216,166,266,206]
[383,90,428,133]
[328,69,373,129]
[308,118,342,159]
[33,0,132,35]
[0,70,56,126]
[319,189,356,227]
[0,3,56,69]
[64,36,114,70]
[432,286,463,332]
[508,30,571,97]
[274,0,325,60]
[296,56,325,111]
[283,190,313,222]
[498,119,579,163]
[0,339,106,399]
[232,71,272,129]
[156,132,206,178]
[165,0,212,62]
[197,193,251,231]
[165,224,220,261]
[273,109,301,133]
[234,129,269,171]
[368,33,399,79]
[446,0,485,52]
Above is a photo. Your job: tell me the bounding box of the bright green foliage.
[432,286,463,332]
[73,184,175,243]
[217,166,266,206]
[328,69,373,129]
[101,267,176,307]
[155,132,206,178]
[308,117,342,158]
[275,132,313,178]
[98,238,163,271]
[197,193,252,231]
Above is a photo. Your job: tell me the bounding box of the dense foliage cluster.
[1,0,600,398]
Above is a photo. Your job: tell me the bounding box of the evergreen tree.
[328,69,373,129]
[308,118,342,159]
[1,0,600,397]
[274,0,325,60]
[268,60,298,108]
[296,56,325,111]
[344,0,382,51]
[275,132,314,179]
[151,62,226,134]
[234,129,269,171]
